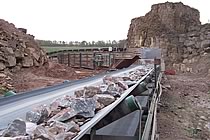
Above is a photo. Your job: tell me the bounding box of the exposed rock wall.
[0,19,48,71]
[127,2,200,48]
[127,2,210,73]
[173,24,210,73]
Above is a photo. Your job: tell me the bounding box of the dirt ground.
[4,58,210,140]
[11,62,104,92]
[158,74,210,140]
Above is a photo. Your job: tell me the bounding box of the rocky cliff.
[0,19,47,71]
[127,2,210,73]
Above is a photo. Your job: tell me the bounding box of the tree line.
[36,39,126,48]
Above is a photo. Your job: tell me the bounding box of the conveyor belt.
[0,65,142,106]
[0,65,154,140]
[96,95,149,136]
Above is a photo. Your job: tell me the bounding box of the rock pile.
[0,19,48,95]
[0,19,47,70]
[0,67,149,140]
[0,72,14,95]
[127,2,210,73]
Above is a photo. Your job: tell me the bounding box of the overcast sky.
[0,0,209,41]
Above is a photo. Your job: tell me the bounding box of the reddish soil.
[11,62,104,92]
[158,74,210,140]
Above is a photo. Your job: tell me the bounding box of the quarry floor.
[11,62,104,93]
[158,74,210,140]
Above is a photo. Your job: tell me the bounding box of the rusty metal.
[80,53,82,68]
[114,56,140,69]
[53,48,163,71]
[52,47,142,69]
[57,52,114,69]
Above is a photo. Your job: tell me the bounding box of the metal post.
[109,53,111,68]
[113,53,115,68]
[154,59,157,89]
[80,53,82,68]
[74,53,76,66]
[68,53,70,66]
[86,53,89,68]
[90,127,96,140]
[138,104,142,139]
[154,58,161,96]
[93,52,96,70]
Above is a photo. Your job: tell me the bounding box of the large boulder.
[2,119,26,137]
[22,56,33,67]
[6,55,16,67]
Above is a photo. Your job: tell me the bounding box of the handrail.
[141,72,162,140]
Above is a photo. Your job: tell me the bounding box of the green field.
[41,46,110,53]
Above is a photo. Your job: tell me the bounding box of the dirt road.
[158,74,210,140]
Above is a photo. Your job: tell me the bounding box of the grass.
[41,46,76,53]
[41,46,110,53]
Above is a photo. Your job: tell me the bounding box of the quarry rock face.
[0,19,48,71]
[127,2,200,48]
[127,2,210,73]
